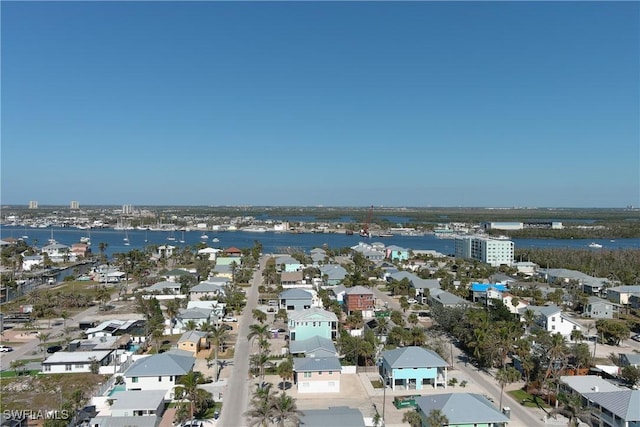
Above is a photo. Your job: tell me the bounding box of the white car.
[407,298,417,304]
[0,345,13,352]
[222,316,237,322]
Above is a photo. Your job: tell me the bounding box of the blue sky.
[2,1,638,208]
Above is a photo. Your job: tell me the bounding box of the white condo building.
[455,236,514,267]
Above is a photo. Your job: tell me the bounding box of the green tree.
[277,358,294,390]
[271,392,303,427]
[621,365,640,387]
[174,370,208,424]
[402,409,423,427]
[424,408,449,427]
[207,324,230,382]
[252,309,267,324]
[496,366,520,409]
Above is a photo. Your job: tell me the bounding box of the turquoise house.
[275,255,303,273]
[288,307,338,341]
[415,393,509,427]
[385,245,410,261]
[380,346,448,390]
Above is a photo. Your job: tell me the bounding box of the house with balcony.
[288,307,338,341]
[583,296,618,319]
[189,280,227,301]
[470,283,508,304]
[280,271,305,287]
[279,289,313,312]
[380,346,448,391]
[519,305,582,338]
[582,390,640,427]
[293,356,342,393]
[414,393,510,427]
[22,255,44,271]
[275,255,303,272]
[607,286,640,306]
[122,353,195,399]
[41,242,75,263]
[343,286,375,318]
[103,389,166,418]
[289,336,338,358]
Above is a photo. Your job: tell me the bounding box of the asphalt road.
[217,256,266,427]
[370,285,549,427]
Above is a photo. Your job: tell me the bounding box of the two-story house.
[380,346,448,391]
[583,296,618,319]
[520,305,582,338]
[279,289,313,312]
[385,245,410,261]
[288,308,338,341]
[123,353,195,399]
[343,285,375,318]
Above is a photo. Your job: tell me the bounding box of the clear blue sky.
[2,1,638,208]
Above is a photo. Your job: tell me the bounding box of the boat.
[167,230,176,241]
[124,230,130,245]
[244,226,267,233]
[588,242,603,248]
[212,238,220,243]
[201,233,209,240]
[378,233,394,238]
[179,231,185,244]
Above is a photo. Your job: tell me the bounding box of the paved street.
[217,255,266,427]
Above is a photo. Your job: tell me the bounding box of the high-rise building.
[70,201,80,209]
[28,201,38,209]
[455,236,514,267]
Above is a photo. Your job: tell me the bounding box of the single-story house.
[146,281,182,294]
[177,330,208,354]
[42,350,114,374]
[107,389,166,417]
[189,281,227,301]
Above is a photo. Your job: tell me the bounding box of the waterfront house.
[279,288,313,312]
[22,255,44,271]
[41,242,75,263]
[414,393,510,427]
[380,346,448,391]
[293,356,342,393]
[223,247,242,257]
[71,242,91,258]
[42,350,114,374]
[197,247,221,261]
[123,353,195,398]
[583,296,618,319]
[385,245,410,261]
[288,307,338,341]
[155,245,175,259]
[343,285,375,317]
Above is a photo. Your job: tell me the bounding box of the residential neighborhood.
[1,217,640,427]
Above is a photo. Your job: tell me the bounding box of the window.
[170,376,174,381]
[318,371,322,375]
[132,377,139,383]
[65,364,72,371]
[75,364,84,369]
[44,365,51,372]
[158,376,162,382]
[551,317,556,322]
[304,372,312,378]
[552,325,556,330]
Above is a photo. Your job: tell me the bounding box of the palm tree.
[403,409,424,427]
[36,332,51,352]
[207,324,230,381]
[164,299,181,330]
[184,320,198,331]
[245,383,276,427]
[252,309,267,324]
[277,358,294,390]
[174,370,207,424]
[496,366,521,410]
[247,324,272,351]
[424,408,449,427]
[271,392,303,427]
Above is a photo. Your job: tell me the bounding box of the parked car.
[269,328,286,334]
[407,298,417,304]
[47,345,63,354]
[222,316,237,322]
[213,411,220,420]
[417,311,430,317]
[0,345,14,352]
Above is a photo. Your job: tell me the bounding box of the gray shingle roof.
[178,330,207,343]
[90,416,159,427]
[124,353,194,377]
[289,307,338,322]
[109,390,166,411]
[293,356,342,372]
[299,407,365,427]
[583,390,640,421]
[344,285,373,295]
[382,346,448,369]
[414,393,509,425]
[279,288,313,299]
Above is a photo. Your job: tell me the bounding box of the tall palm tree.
[424,408,449,427]
[496,366,521,410]
[247,324,272,351]
[245,383,276,427]
[206,324,230,381]
[174,370,207,424]
[36,332,51,352]
[271,392,303,427]
[277,358,294,390]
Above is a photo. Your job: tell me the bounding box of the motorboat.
[201,234,209,240]
[588,242,603,248]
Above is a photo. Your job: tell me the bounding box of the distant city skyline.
[2,2,638,208]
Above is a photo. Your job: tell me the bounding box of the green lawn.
[507,389,549,408]
[0,370,40,378]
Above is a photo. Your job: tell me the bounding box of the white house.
[22,255,44,271]
[520,305,582,338]
[197,247,221,261]
[41,242,76,263]
[42,350,114,374]
[106,389,166,417]
[293,357,342,393]
[122,353,195,399]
